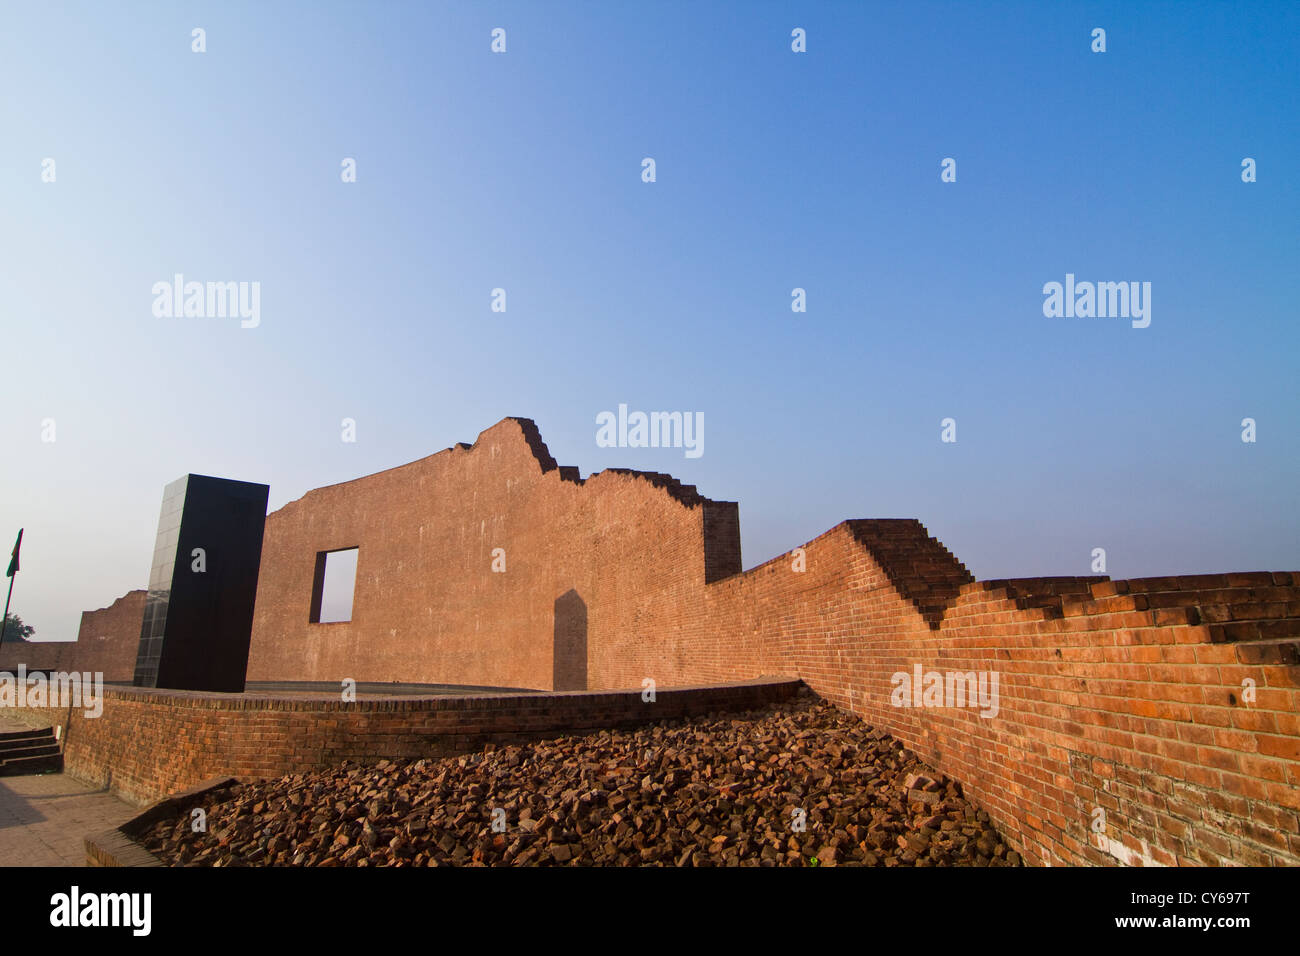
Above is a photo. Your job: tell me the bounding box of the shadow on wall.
[553,589,587,691]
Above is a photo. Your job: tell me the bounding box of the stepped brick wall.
[699,535,1300,867]
[4,417,1297,865]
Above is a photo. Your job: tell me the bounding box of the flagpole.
[2,528,21,644]
[0,573,13,643]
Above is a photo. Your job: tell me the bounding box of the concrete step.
[0,725,62,775]
[0,743,61,761]
[0,725,55,742]
[0,751,63,776]
[0,733,58,754]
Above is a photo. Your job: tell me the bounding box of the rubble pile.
[139,696,1021,866]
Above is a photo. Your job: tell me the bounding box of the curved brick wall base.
[7,679,801,807]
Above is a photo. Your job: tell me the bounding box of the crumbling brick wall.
[240,417,1299,866]
[245,417,741,691]
[690,527,1300,867]
[12,417,1297,866]
[0,590,144,681]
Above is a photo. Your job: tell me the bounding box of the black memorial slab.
[132,474,269,692]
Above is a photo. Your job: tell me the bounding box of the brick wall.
[0,590,144,681]
[8,678,800,806]
[238,418,1300,866]
[9,416,1298,866]
[685,526,1300,867]
[245,417,740,691]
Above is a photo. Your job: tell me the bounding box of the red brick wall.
[8,679,800,806]
[0,637,71,674]
[14,417,1298,867]
[240,419,1300,866]
[73,590,146,681]
[0,590,144,681]
[684,526,1300,867]
[246,418,740,691]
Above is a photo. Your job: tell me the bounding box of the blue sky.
[2,1,1296,641]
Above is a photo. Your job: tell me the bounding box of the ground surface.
[140,693,1022,866]
[0,717,137,866]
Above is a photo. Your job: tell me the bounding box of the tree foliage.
[1,613,34,642]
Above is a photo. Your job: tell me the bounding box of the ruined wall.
[16,417,1298,867]
[683,525,1300,867]
[245,417,740,690]
[241,418,1300,867]
[72,590,147,681]
[0,589,144,681]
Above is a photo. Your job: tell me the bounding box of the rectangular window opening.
[310,547,358,623]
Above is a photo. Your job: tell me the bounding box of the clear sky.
[2,1,1296,641]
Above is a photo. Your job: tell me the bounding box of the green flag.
[6,529,21,578]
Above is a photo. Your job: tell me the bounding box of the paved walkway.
[0,717,137,866]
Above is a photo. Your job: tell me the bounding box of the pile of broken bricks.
[139,694,1021,867]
